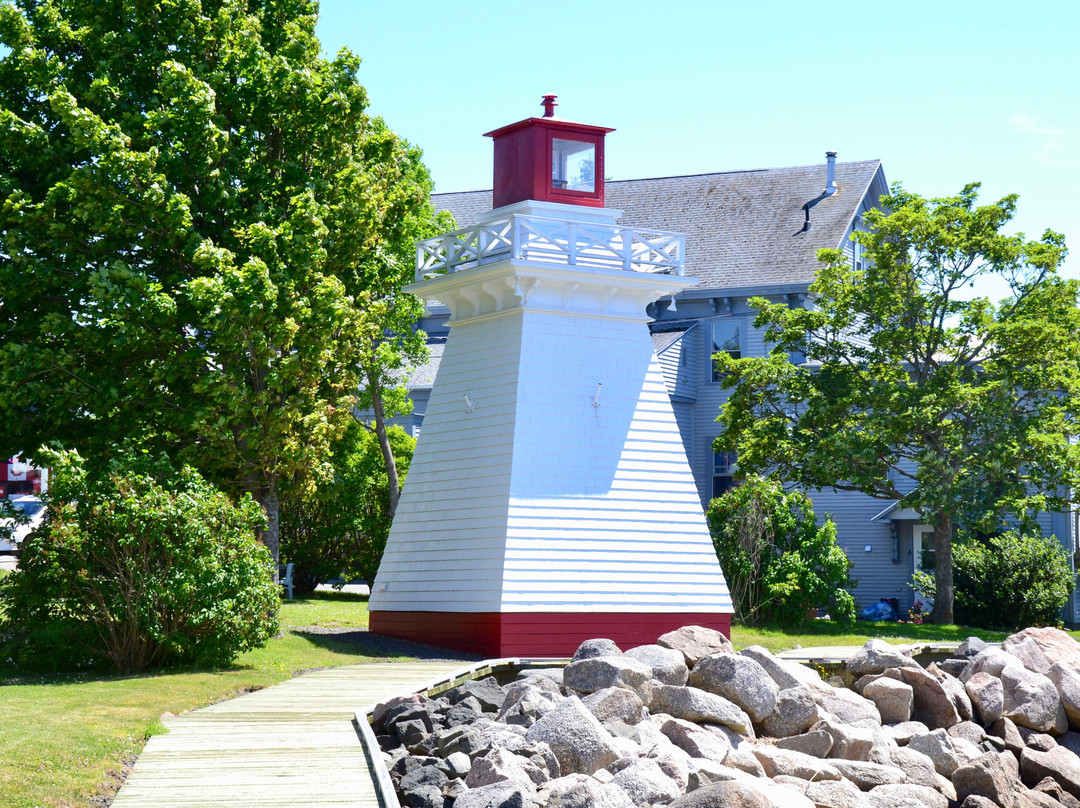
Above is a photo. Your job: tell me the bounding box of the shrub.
[953,530,1074,630]
[707,475,855,626]
[2,448,279,672]
[280,421,414,593]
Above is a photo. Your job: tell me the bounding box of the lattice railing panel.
[416,215,684,280]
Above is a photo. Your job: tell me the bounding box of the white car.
[0,495,45,553]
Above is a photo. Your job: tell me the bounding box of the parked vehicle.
[0,495,45,553]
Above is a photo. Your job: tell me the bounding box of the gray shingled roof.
[406,338,444,389]
[433,160,884,293]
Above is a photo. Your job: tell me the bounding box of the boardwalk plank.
[110,662,468,808]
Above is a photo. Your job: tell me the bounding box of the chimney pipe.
[825,151,837,196]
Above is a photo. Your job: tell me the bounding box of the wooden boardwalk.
[110,662,469,808]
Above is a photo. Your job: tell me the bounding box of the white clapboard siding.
[372,232,732,617]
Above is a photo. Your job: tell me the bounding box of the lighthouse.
[369,99,732,657]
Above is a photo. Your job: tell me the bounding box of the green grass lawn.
[0,590,382,808]
[0,589,1076,808]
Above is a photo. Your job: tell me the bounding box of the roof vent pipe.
[825,151,838,196]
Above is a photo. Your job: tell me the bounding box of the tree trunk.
[366,370,400,518]
[261,481,281,583]
[933,510,954,624]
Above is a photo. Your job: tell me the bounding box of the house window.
[853,238,863,272]
[713,451,736,498]
[711,319,742,382]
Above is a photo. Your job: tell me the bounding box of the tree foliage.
[706,475,855,627]
[716,183,1080,624]
[2,448,279,673]
[0,0,447,565]
[280,420,414,594]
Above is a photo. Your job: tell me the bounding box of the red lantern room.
[484,95,614,209]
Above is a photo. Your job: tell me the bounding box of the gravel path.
[292,625,484,663]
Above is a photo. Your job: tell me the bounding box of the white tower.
[370,99,731,656]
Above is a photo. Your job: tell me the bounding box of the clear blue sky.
[316,0,1080,296]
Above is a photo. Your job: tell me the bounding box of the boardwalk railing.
[415,214,685,280]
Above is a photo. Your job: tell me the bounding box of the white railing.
[415,214,685,280]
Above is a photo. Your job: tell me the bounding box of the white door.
[912,524,936,614]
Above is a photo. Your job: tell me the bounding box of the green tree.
[0,0,445,566]
[280,420,414,593]
[716,183,1080,624]
[706,475,855,626]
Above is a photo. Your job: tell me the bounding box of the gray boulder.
[440,751,473,778]
[1001,665,1068,734]
[908,728,970,777]
[1047,662,1080,731]
[965,671,1005,726]
[956,637,991,659]
[572,639,623,661]
[862,677,913,724]
[581,687,646,727]
[963,647,1027,684]
[868,783,949,808]
[669,780,773,808]
[447,678,508,713]
[466,748,541,790]
[1020,744,1080,801]
[689,653,779,722]
[610,758,683,806]
[455,781,538,808]
[759,687,819,739]
[951,751,1022,808]
[651,684,756,737]
[1030,775,1080,808]
[879,721,929,745]
[868,745,939,790]
[400,764,449,794]
[816,718,884,761]
[651,753,691,793]
[776,729,834,758]
[541,775,638,808]
[812,686,882,726]
[878,666,963,729]
[929,664,975,721]
[738,646,832,693]
[828,759,907,791]
[846,640,919,678]
[990,717,1028,755]
[802,779,872,808]
[657,626,734,667]
[525,697,619,776]
[1004,628,1080,673]
[948,721,998,751]
[660,717,732,763]
[753,746,842,781]
[563,656,653,705]
[499,676,565,727]
[624,644,690,686]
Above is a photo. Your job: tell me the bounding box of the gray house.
[403,155,1078,622]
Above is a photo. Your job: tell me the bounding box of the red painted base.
[368,611,731,658]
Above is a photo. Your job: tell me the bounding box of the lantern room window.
[552,138,596,193]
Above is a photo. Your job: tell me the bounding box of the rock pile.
[372,625,1080,808]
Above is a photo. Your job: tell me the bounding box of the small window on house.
[711,319,742,382]
[853,238,863,272]
[713,451,736,498]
